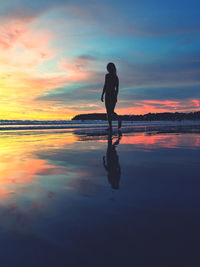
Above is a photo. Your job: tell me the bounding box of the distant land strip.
[72,111,200,121]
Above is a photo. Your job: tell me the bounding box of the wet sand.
[0,128,200,266]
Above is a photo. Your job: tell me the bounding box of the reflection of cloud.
[48,191,55,198]
[0,131,80,231]
[0,131,76,190]
[0,151,59,184]
[0,201,43,234]
[74,130,200,149]
[118,132,200,149]
[70,178,99,197]
[0,129,199,237]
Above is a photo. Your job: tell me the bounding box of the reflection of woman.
[101,63,121,131]
[103,132,122,190]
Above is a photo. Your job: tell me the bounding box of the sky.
[0,0,200,120]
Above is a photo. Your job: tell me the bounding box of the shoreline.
[0,122,200,134]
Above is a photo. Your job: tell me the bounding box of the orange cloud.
[0,17,73,119]
[0,15,98,120]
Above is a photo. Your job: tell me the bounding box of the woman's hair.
[107,62,117,74]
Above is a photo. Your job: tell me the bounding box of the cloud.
[121,85,200,102]
[114,98,200,115]
[34,48,200,116]
[36,51,200,104]
[58,58,90,80]
[0,16,55,69]
[36,83,101,102]
[0,0,200,119]
[1,0,200,39]
[118,52,200,89]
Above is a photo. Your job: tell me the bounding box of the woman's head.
[107,62,116,74]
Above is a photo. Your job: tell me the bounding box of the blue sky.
[0,0,200,119]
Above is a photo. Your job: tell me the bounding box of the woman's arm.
[115,76,119,101]
[101,75,107,102]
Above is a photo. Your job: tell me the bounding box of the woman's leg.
[112,102,121,129]
[107,112,112,129]
[106,97,121,130]
[117,114,121,128]
[105,99,112,130]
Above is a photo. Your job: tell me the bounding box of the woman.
[103,131,122,190]
[101,62,121,131]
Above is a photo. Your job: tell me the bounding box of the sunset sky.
[0,0,200,120]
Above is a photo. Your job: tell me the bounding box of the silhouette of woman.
[101,62,121,131]
[103,131,122,189]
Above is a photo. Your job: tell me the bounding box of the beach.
[0,124,200,266]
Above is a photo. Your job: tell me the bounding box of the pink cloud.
[27,57,93,91]
[58,58,91,81]
[115,99,200,115]
[92,98,200,116]
[191,99,200,108]
[0,17,55,68]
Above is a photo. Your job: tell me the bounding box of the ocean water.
[0,119,200,130]
[0,127,200,266]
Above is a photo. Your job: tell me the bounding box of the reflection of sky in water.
[0,130,200,266]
